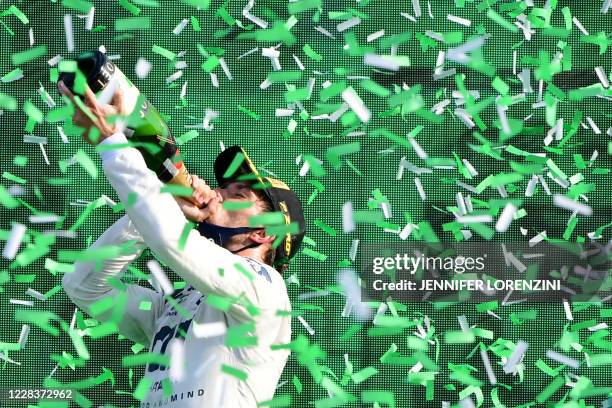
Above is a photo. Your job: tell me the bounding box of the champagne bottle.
[58,50,197,203]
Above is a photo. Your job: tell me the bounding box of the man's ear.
[249,228,275,244]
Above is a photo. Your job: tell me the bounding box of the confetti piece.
[61,0,93,13]
[546,350,580,369]
[192,321,227,338]
[73,149,98,179]
[553,194,592,216]
[503,341,528,374]
[2,223,26,259]
[0,92,17,110]
[115,16,150,31]
[221,364,248,381]
[11,44,47,65]
[486,8,519,33]
[297,316,315,335]
[147,259,174,295]
[152,44,176,61]
[447,14,471,26]
[495,203,517,232]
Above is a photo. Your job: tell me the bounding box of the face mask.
[196,221,262,254]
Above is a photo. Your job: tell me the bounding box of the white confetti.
[363,53,400,71]
[495,203,517,232]
[3,223,26,260]
[147,260,174,295]
[64,14,74,52]
[586,116,601,134]
[275,108,294,117]
[595,66,610,88]
[456,192,467,215]
[366,29,385,42]
[172,18,189,35]
[457,215,493,224]
[192,321,227,338]
[85,7,95,30]
[237,47,258,59]
[400,12,417,23]
[210,72,219,88]
[447,14,471,26]
[480,347,497,384]
[553,194,593,216]
[39,143,50,165]
[169,338,185,382]
[315,25,336,39]
[341,87,371,123]
[219,58,232,80]
[525,175,538,197]
[29,214,60,223]
[29,27,34,46]
[25,288,46,301]
[342,202,355,233]
[180,81,187,99]
[47,55,62,70]
[411,0,421,17]
[349,239,359,262]
[563,299,573,321]
[292,54,305,70]
[399,224,414,240]
[338,269,371,321]
[9,299,34,307]
[572,17,589,35]
[37,84,56,108]
[135,58,152,79]
[165,70,183,84]
[414,177,426,200]
[18,325,30,348]
[408,137,428,159]
[297,316,315,335]
[337,17,361,32]
[546,350,580,369]
[57,126,69,144]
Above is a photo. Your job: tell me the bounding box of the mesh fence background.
[0,0,611,407]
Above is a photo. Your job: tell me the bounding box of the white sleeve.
[95,132,269,320]
[61,214,164,346]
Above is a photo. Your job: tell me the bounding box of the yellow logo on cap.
[279,201,292,255]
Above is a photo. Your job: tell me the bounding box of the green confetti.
[61,0,94,13]
[11,45,47,65]
[115,16,150,31]
[288,0,321,14]
[176,129,199,145]
[221,364,248,381]
[152,44,176,61]
[4,5,29,24]
[486,8,519,32]
[0,92,17,110]
[302,43,322,61]
[237,104,261,120]
[159,184,194,197]
[118,0,141,15]
[1,67,23,82]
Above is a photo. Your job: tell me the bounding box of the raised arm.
[61,214,164,345]
[95,133,269,319]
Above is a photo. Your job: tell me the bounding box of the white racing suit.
[62,133,292,407]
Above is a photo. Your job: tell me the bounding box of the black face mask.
[196,221,263,255]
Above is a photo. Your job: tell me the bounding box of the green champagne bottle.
[58,50,195,198]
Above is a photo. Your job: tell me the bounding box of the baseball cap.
[213,146,306,268]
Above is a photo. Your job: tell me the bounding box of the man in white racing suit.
[59,81,306,407]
